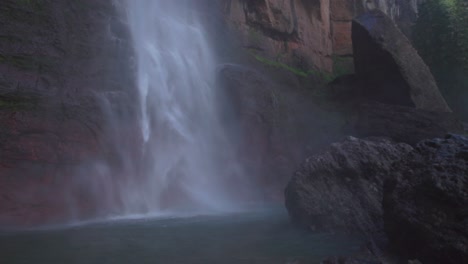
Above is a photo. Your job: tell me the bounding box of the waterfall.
[104,0,248,215]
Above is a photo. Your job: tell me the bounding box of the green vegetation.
[248,28,263,47]
[413,0,468,118]
[332,55,353,78]
[18,0,34,7]
[0,54,59,73]
[0,95,37,111]
[251,52,342,82]
[253,53,310,77]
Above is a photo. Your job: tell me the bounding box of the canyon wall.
[0,0,135,226]
[0,0,429,226]
[222,0,424,74]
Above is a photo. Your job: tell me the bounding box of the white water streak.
[120,0,246,213]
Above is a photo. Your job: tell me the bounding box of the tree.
[413,0,468,118]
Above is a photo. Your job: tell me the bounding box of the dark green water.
[0,208,363,264]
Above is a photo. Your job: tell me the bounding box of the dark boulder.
[383,134,468,264]
[351,102,464,146]
[321,241,391,264]
[285,136,413,235]
[352,10,451,112]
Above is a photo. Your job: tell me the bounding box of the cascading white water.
[115,0,248,214]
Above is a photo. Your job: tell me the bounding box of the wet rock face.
[222,0,424,73]
[352,10,450,112]
[383,134,468,264]
[223,0,333,71]
[0,0,135,226]
[284,136,413,234]
[218,64,346,199]
[351,103,464,146]
[0,0,132,98]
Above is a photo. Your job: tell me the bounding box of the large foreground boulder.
[352,10,451,112]
[383,134,468,264]
[351,103,464,146]
[285,137,413,235]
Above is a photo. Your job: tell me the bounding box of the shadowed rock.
[352,10,451,112]
[351,102,464,146]
[285,136,413,235]
[218,63,347,199]
[383,134,468,264]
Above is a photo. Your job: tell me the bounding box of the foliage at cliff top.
[413,0,468,118]
[251,52,348,84]
[414,0,468,71]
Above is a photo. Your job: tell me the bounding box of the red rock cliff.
[0,0,136,227]
[222,0,423,73]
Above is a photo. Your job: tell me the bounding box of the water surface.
[0,208,363,264]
